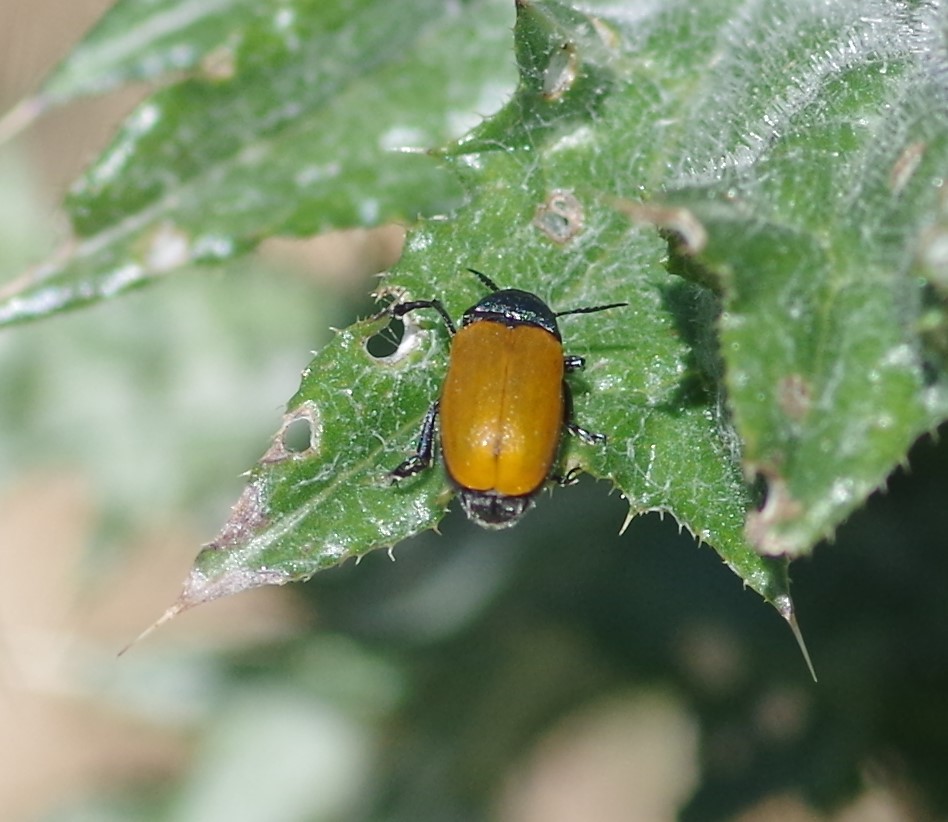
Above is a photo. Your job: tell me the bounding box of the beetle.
[388,268,626,529]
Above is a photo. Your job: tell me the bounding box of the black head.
[461,268,627,339]
[461,288,562,339]
[458,489,535,529]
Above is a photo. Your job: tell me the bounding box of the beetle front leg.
[564,354,585,372]
[391,299,457,336]
[391,401,440,480]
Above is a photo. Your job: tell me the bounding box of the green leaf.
[659,2,948,556]
[38,0,263,104]
[0,0,516,326]
[180,190,797,615]
[173,0,808,625]
[171,0,947,627]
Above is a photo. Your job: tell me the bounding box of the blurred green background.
[2,3,947,821]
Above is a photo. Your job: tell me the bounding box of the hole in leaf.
[366,315,405,359]
[261,401,321,463]
[281,417,314,454]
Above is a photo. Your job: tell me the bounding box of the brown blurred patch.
[0,0,146,200]
[497,691,699,822]
[0,1,113,101]
[0,471,308,820]
[261,224,405,293]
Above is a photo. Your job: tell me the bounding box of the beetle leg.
[563,380,606,445]
[567,421,606,445]
[563,354,585,372]
[391,299,457,336]
[552,465,584,486]
[391,401,440,481]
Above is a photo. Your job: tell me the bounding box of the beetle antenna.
[556,301,628,317]
[466,268,501,292]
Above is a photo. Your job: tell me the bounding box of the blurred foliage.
[35,439,948,822]
[303,432,948,821]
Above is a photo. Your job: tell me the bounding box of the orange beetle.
[391,269,626,528]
